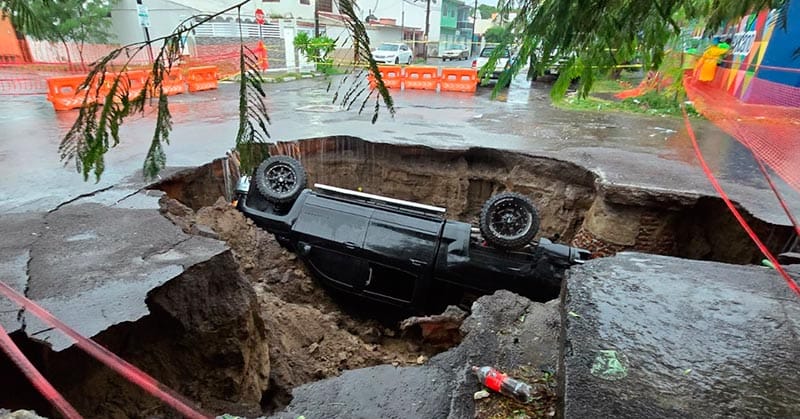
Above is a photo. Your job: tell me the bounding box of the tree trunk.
[78,40,86,71]
[61,39,73,71]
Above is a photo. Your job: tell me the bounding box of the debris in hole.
[163,196,453,414]
[472,366,534,403]
[400,306,467,346]
[473,390,491,400]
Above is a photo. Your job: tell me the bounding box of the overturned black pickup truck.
[236,155,590,311]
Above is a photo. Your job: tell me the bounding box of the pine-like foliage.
[51,0,393,181]
[331,0,396,123]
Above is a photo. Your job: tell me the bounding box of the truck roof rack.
[314,184,447,216]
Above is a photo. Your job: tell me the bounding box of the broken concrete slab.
[273,364,453,419]
[561,252,800,418]
[275,291,560,419]
[0,189,271,417]
[20,200,228,351]
[0,213,45,331]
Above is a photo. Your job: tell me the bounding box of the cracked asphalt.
[1,72,797,349]
[2,74,797,222]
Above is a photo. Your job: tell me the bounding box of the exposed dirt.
[265,137,793,263]
[163,196,450,414]
[142,136,795,415]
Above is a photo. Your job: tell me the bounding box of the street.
[1,72,797,224]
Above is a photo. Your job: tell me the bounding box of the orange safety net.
[616,71,672,100]
[684,70,800,193]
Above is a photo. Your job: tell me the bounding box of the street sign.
[255,8,265,25]
[137,4,150,28]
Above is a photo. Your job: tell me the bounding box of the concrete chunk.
[562,253,800,418]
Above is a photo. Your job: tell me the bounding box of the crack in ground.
[112,186,151,206]
[141,236,193,260]
[17,250,32,332]
[48,185,115,214]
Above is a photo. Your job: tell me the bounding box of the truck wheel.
[479,192,540,249]
[254,155,307,204]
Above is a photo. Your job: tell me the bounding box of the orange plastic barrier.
[187,66,219,92]
[151,68,186,96]
[440,68,477,93]
[367,65,403,89]
[45,75,96,111]
[96,71,149,101]
[124,70,148,99]
[403,66,439,90]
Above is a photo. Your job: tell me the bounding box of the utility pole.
[314,0,320,37]
[401,0,405,42]
[424,0,431,62]
[471,0,477,56]
[136,0,154,63]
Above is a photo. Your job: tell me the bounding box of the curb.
[222,72,327,84]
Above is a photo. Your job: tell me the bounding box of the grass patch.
[557,91,699,117]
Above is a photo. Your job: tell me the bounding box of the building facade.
[439,0,472,53]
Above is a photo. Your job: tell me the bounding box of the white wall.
[366,27,405,47]
[110,0,200,46]
[240,1,316,21]
[322,23,403,54]
[357,0,441,42]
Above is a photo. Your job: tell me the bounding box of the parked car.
[235,156,590,312]
[442,44,470,61]
[473,46,512,86]
[371,42,413,65]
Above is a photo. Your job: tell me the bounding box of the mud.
[8,135,782,417]
[262,136,792,263]
[164,197,448,414]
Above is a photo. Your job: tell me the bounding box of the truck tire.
[254,155,307,204]
[479,192,540,249]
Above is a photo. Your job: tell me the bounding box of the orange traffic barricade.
[440,68,478,93]
[46,75,96,111]
[187,66,219,92]
[124,70,148,99]
[96,71,149,101]
[367,65,403,89]
[149,68,186,96]
[403,66,439,91]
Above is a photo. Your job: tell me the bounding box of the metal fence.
[194,21,282,39]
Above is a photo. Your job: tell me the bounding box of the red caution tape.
[682,107,800,298]
[0,281,211,418]
[0,322,81,418]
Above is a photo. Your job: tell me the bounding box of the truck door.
[362,211,442,305]
[292,195,372,290]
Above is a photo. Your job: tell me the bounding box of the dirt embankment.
[162,197,452,413]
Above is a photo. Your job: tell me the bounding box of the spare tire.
[479,192,540,249]
[254,155,307,204]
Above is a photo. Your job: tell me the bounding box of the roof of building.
[318,11,419,31]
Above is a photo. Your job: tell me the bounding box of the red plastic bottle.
[472,366,532,403]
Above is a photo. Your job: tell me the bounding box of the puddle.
[295,104,343,113]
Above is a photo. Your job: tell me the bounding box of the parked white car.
[442,44,469,61]
[372,42,413,65]
[473,46,512,85]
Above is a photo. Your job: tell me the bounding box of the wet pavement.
[1,71,799,416]
[1,73,797,226]
[562,253,800,418]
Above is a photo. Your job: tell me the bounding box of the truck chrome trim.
[314,183,447,214]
